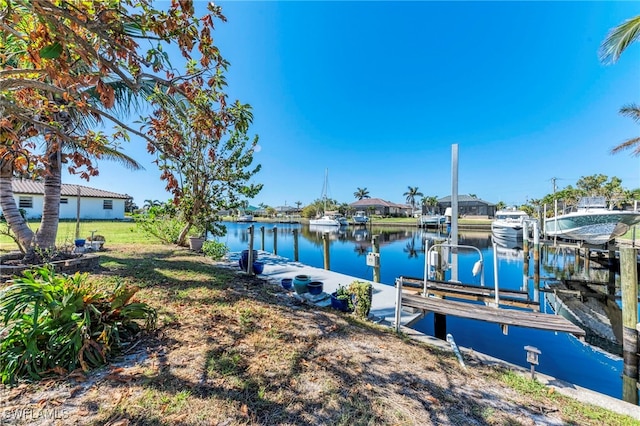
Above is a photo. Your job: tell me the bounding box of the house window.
[18,196,33,208]
[60,198,68,204]
[103,200,113,210]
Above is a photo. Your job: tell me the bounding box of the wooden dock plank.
[400,276,538,310]
[401,276,529,299]
[401,293,585,337]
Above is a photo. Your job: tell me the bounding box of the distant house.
[437,195,496,217]
[350,198,412,217]
[2,179,130,220]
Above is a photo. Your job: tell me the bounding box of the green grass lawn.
[0,220,152,252]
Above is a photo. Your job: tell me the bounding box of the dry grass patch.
[1,244,638,425]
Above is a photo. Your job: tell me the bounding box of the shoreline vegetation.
[1,243,637,424]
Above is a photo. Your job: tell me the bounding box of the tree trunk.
[177,222,193,247]
[35,146,62,249]
[0,159,34,252]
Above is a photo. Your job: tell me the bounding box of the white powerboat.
[491,209,529,247]
[310,215,342,226]
[352,210,369,225]
[544,196,640,245]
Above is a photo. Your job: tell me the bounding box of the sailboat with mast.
[309,169,347,226]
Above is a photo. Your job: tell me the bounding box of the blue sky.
[63,1,640,208]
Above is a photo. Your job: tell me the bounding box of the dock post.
[260,226,265,251]
[523,222,530,291]
[394,277,403,332]
[492,240,499,306]
[247,225,255,275]
[532,221,540,290]
[423,239,430,296]
[322,232,330,270]
[372,235,380,283]
[273,226,278,255]
[434,310,447,341]
[621,247,639,404]
[585,248,590,270]
[292,228,299,261]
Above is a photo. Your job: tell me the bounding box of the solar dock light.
[524,345,541,380]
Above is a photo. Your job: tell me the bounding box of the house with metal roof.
[349,198,412,217]
[2,179,130,220]
[436,195,496,217]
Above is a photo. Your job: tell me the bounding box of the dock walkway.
[400,292,585,337]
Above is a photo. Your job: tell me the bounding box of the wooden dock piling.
[293,228,299,261]
[272,226,278,255]
[372,235,380,283]
[322,232,330,270]
[247,225,255,275]
[621,248,638,373]
[260,226,265,251]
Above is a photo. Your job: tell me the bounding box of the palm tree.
[354,187,370,200]
[421,196,439,213]
[600,16,640,156]
[403,186,423,212]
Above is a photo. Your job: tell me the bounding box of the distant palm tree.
[468,193,478,199]
[403,186,423,211]
[295,201,302,210]
[421,196,439,213]
[143,199,162,210]
[600,16,640,156]
[496,201,507,211]
[354,187,370,200]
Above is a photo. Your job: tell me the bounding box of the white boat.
[544,196,640,245]
[310,215,342,226]
[310,169,344,227]
[237,214,254,222]
[491,209,529,247]
[419,214,445,227]
[352,210,369,225]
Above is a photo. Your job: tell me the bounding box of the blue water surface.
[216,221,627,401]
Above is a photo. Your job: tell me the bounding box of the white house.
[2,179,129,220]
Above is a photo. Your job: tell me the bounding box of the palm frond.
[63,143,144,171]
[599,15,640,64]
[611,136,640,156]
[619,104,640,124]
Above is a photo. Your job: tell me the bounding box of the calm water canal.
[217,221,628,402]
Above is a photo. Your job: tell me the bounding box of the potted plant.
[348,280,373,319]
[330,284,353,312]
[188,223,207,251]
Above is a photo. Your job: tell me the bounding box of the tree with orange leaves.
[0,1,261,253]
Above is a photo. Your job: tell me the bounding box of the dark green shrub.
[0,267,157,384]
[202,240,229,260]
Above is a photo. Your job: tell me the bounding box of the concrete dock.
[227,250,418,325]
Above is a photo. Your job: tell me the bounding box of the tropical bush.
[134,203,183,244]
[0,267,156,384]
[202,240,229,260]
